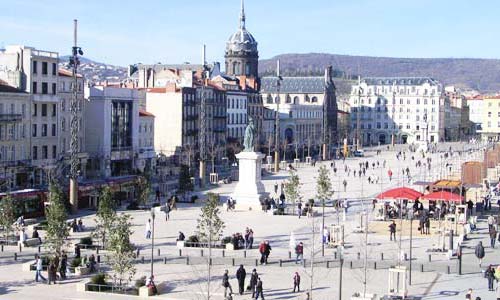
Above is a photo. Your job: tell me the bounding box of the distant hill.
[59,55,127,82]
[259,53,500,93]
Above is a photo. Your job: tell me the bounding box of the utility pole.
[69,19,83,214]
[199,45,208,187]
[356,76,362,150]
[274,60,282,173]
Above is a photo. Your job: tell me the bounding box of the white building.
[226,89,247,142]
[137,110,155,173]
[467,96,483,132]
[349,77,443,145]
[84,85,140,178]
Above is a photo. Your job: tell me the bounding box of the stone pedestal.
[231,152,267,211]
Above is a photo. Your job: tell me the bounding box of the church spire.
[239,0,246,29]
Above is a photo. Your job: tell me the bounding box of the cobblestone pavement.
[0,142,498,300]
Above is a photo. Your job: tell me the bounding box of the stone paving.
[0,142,498,300]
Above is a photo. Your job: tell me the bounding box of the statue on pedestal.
[243,117,255,152]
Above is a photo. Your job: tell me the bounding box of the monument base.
[231,151,267,211]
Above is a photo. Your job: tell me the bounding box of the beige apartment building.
[480,96,500,140]
[0,82,31,191]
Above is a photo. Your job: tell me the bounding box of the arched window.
[311,97,318,103]
[232,62,237,74]
[305,95,310,102]
[285,94,291,104]
[245,62,251,75]
[293,96,299,104]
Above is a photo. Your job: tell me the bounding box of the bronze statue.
[243,117,255,152]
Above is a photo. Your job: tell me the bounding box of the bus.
[0,189,47,218]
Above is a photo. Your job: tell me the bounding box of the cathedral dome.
[226,28,258,53]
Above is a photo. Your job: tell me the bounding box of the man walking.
[297,202,302,218]
[236,265,246,295]
[222,269,233,297]
[35,255,46,282]
[295,242,304,264]
[389,221,396,241]
[145,219,152,239]
[249,269,258,298]
[255,277,264,300]
[475,241,485,267]
[490,226,497,248]
[293,272,301,293]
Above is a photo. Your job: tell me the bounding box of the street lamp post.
[150,208,155,278]
[338,245,344,300]
[409,211,413,285]
[274,60,282,173]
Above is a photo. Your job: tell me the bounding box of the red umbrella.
[421,191,463,202]
[376,187,423,202]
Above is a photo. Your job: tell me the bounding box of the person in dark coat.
[222,269,233,298]
[475,241,485,267]
[249,269,258,297]
[255,277,264,300]
[59,253,67,280]
[236,265,246,295]
[48,261,57,285]
[389,221,396,241]
[74,244,81,259]
[486,265,496,291]
[293,272,301,292]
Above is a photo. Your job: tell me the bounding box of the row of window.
[353,86,437,96]
[32,123,56,137]
[32,145,57,160]
[228,113,246,125]
[486,121,500,128]
[139,138,153,148]
[353,123,437,131]
[0,145,28,161]
[228,98,247,110]
[353,107,437,113]
[32,82,57,95]
[139,122,153,133]
[33,103,57,117]
[0,124,26,141]
[266,95,319,104]
[353,98,438,106]
[33,61,57,76]
[486,112,500,118]
[0,103,27,116]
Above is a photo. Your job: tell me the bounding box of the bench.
[138,281,168,297]
[24,238,41,247]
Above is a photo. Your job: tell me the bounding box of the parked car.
[353,150,364,157]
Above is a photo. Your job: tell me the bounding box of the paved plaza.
[0,142,498,300]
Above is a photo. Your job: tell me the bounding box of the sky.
[1,0,499,66]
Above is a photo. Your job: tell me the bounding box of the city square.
[1,1,500,300]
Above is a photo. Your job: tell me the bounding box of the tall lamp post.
[338,245,344,300]
[69,19,84,213]
[273,60,282,173]
[150,208,155,278]
[409,209,413,285]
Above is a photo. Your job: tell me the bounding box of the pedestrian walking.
[249,269,258,297]
[260,240,271,265]
[488,215,495,231]
[425,216,430,235]
[35,255,46,282]
[145,219,152,239]
[164,202,171,221]
[343,179,347,192]
[298,202,303,218]
[388,169,393,181]
[59,253,67,280]
[48,261,57,285]
[486,265,496,291]
[389,221,396,241]
[222,269,233,297]
[475,241,485,267]
[293,272,301,292]
[247,229,254,249]
[255,277,264,300]
[74,244,81,259]
[274,182,278,195]
[490,226,497,248]
[236,265,246,295]
[295,242,304,264]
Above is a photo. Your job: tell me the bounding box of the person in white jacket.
[145,219,152,239]
[35,255,46,282]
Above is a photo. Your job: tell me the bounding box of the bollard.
[186,257,190,265]
[326,261,330,268]
[179,249,182,257]
[14,253,17,261]
[279,259,282,267]
[428,254,431,262]
[19,244,22,252]
[446,265,450,274]
[404,253,408,261]
[136,249,140,257]
[38,246,41,253]
[244,250,247,258]
[420,264,424,272]
[288,251,292,259]
[334,252,337,259]
[303,259,306,268]
[164,257,167,264]
[1,244,3,252]
[357,252,360,260]
[255,259,258,266]
[96,247,99,254]
[201,249,204,257]
[141,256,145,264]
[373,262,377,269]
[349,261,353,269]
[381,253,384,260]
[222,250,225,257]
[209,258,212,266]
[157,248,160,256]
[232,258,235,266]
[97,255,101,263]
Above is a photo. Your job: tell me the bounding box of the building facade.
[349,77,443,145]
[0,82,31,191]
[137,110,155,174]
[479,96,500,141]
[466,96,483,132]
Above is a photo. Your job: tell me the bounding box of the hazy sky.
[1,0,499,66]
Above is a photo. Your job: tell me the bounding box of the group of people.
[70,219,84,232]
[34,252,68,285]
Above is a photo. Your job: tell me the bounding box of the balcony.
[0,114,22,122]
[33,94,58,102]
[32,49,58,59]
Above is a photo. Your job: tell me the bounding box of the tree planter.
[77,280,140,296]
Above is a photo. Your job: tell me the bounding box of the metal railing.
[86,283,138,295]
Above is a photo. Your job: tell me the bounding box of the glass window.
[42,82,48,94]
[52,145,57,159]
[42,146,48,159]
[32,146,38,160]
[32,82,37,94]
[42,62,48,75]
[42,124,47,137]
[52,63,56,75]
[52,104,56,117]
[51,124,56,136]
[41,104,47,116]
[52,83,56,95]
[32,124,37,137]
[33,61,38,74]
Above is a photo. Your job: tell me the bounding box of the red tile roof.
[139,110,155,117]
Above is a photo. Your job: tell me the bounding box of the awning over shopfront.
[421,191,463,202]
[376,187,423,202]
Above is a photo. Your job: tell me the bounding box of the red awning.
[421,191,463,202]
[376,187,423,201]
